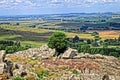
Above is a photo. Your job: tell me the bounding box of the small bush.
[12,76,24,80]
[37,70,49,79]
[71,69,79,75]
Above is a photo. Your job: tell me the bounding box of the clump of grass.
[71,69,80,75]
[12,76,24,80]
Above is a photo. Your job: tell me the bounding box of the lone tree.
[48,32,67,56]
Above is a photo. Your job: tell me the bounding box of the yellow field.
[65,32,94,39]
[99,31,120,39]
[88,30,120,39]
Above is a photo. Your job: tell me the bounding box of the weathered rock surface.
[13,45,55,59]
[62,48,78,59]
[0,50,6,63]
[0,45,120,80]
[0,63,6,75]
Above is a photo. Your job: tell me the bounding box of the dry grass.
[66,32,94,39]
[88,30,120,39]
[99,30,120,39]
[0,25,51,33]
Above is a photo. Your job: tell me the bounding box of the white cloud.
[0,0,37,9]
[0,0,119,9]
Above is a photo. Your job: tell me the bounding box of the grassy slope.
[0,25,53,47]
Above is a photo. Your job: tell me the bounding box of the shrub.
[71,69,79,75]
[37,70,49,79]
[48,32,67,56]
[12,76,24,80]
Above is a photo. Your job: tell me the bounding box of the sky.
[0,0,120,15]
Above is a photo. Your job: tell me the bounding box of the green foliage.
[5,46,16,53]
[91,32,99,36]
[37,70,49,79]
[48,32,67,56]
[0,40,31,53]
[12,76,24,80]
[71,69,80,75]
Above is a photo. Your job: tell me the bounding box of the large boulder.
[0,50,6,63]
[73,53,85,59]
[37,45,56,59]
[13,45,56,59]
[94,54,104,59]
[0,63,6,74]
[62,48,78,59]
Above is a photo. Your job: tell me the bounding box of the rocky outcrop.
[0,50,6,63]
[0,63,6,75]
[13,45,56,59]
[0,45,120,80]
[0,50,6,75]
[62,48,78,59]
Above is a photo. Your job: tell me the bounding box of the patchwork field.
[0,23,120,48]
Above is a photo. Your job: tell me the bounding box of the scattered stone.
[62,48,78,59]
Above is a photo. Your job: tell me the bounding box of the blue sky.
[0,0,120,15]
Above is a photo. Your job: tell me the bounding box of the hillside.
[0,45,120,80]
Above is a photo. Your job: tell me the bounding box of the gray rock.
[13,45,56,59]
[62,48,78,59]
[73,53,85,59]
[0,63,6,74]
[0,50,6,63]
[5,60,13,78]
[94,54,104,59]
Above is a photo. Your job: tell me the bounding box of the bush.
[12,76,24,80]
[71,69,79,75]
[48,32,67,56]
[37,70,49,79]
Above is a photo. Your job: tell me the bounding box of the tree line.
[0,40,31,53]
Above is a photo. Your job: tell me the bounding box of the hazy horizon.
[0,0,120,16]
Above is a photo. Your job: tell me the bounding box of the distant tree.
[73,35,80,43]
[92,41,99,47]
[48,32,67,56]
[91,31,99,36]
[118,35,120,41]
[16,23,20,25]
[87,39,91,44]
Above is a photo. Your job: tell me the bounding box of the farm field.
[87,30,120,39]
[0,20,120,48]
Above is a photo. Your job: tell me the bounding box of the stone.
[0,50,6,63]
[21,71,27,77]
[25,72,39,80]
[13,45,56,59]
[73,53,85,59]
[5,60,13,78]
[0,63,6,74]
[94,54,104,59]
[62,48,78,59]
[102,74,109,80]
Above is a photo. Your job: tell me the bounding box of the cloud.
[0,0,119,9]
[0,0,38,9]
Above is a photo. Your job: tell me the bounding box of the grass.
[0,25,51,33]
[65,32,94,39]
[99,30,120,39]
[0,23,120,48]
[21,41,46,48]
[0,35,21,40]
[88,30,120,39]
[0,26,51,47]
